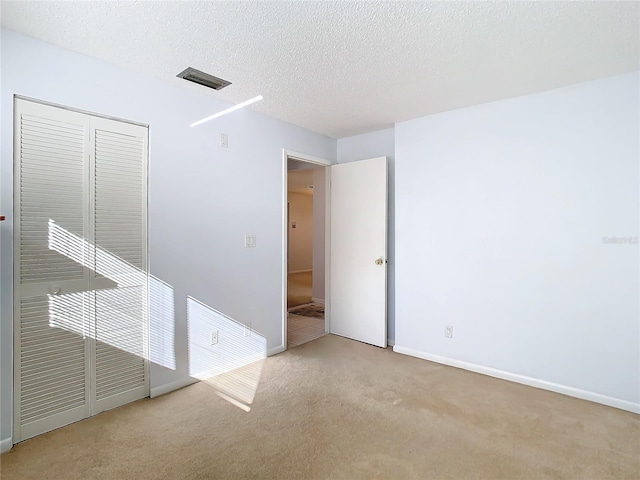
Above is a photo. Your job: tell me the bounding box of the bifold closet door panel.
[15,98,150,441]
[91,117,149,412]
[14,99,92,442]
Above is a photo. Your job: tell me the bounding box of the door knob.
[49,286,61,295]
[375,258,384,265]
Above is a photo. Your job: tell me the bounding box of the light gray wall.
[337,128,396,343]
[0,28,336,446]
[395,72,639,409]
[312,167,326,301]
[287,192,313,272]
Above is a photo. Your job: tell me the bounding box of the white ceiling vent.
[177,67,231,91]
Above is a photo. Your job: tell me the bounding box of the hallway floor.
[287,272,325,348]
[287,271,313,308]
[287,308,325,348]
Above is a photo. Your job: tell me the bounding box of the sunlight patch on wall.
[47,219,176,370]
[187,297,266,411]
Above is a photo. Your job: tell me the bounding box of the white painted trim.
[288,269,312,274]
[282,150,288,351]
[150,378,198,398]
[323,166,331,335]
[393,345,640,414]
[311,297,325,304]
[1,437,12,453]
[268,344,285,356]
[387,338,395,347]
[14,95,148,127]
[284,149,332,166]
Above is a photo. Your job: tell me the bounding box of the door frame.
[281,149,331,351]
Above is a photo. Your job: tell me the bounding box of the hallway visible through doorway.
[287,271,312,308]
[287,272,325,347]
[285,153,329,349]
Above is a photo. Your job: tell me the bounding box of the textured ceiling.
[2,1,639,138]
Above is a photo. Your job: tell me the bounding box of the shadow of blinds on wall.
[14,98,149,442]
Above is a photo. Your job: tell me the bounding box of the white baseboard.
[288,269,312,274]
[150,378,199,398]
[311,297,325,304]
[1,437,12,453]
[268,344,285,356]
[387,338,395,347]
[393,345,640,414]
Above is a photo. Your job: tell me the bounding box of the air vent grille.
[177,67,231,91]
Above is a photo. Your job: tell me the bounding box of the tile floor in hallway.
[287,272,325,347]
[287,309,326,347]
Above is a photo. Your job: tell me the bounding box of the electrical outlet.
[244,323,251,337]
[210,330,219,345]
[445,325,454,338]
[220,133,228,148]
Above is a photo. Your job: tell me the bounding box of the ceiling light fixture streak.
[190,95,264,127]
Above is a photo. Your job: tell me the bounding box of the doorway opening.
[283,151,330,349]
[282,152,389,352]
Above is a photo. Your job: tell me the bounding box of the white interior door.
[330,157,387,347]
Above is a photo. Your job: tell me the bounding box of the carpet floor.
[2,334,638,479]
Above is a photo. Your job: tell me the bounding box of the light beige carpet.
[2,335,639,479]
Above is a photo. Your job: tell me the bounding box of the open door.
[330,157,387,347]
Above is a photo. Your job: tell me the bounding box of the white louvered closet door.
[14,98,149,442]
[14,100,92,442]
[90,117,149,413]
